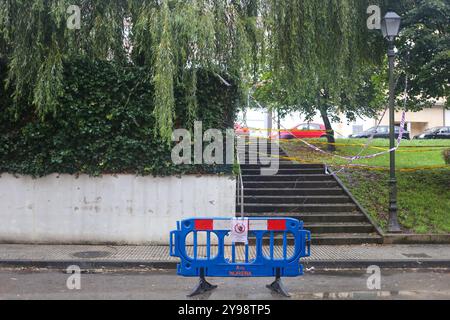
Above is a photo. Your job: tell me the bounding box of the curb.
[0,260,178,270]
[303,260,450,269]
[384,234,450,245]
[2,259,450,271]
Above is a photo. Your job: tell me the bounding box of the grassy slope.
[281,139,450,234]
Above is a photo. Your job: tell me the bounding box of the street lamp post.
[381,12,402,233]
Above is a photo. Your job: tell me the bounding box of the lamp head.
[381,12,401,41]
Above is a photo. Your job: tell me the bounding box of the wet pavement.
[0,268,449,300]
[2,244,450,270]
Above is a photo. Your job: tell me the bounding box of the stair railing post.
[236,136,245,218]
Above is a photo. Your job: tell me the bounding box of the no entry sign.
[230,218,249,244]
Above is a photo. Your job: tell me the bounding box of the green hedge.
[0,58,239,177]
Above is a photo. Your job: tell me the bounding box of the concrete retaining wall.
[0,174,236,245]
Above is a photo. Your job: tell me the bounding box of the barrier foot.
[267,273,291,298]
[188,271,218,297]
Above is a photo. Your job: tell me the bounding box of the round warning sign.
[231,218,249,244]
[234,223,247,234]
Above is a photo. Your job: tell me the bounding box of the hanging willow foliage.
[1,0,395,141]
[258,0,388,103]
[0,0,257,141]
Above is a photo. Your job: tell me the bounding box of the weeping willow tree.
[256,0,390,150]
[1,0,398,146]
[0,0,258,141]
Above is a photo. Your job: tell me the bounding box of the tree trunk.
[267,108,273,139]
[319,106,336,152]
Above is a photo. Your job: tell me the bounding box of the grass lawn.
[281,138,450,234]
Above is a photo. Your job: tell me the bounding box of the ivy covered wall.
[0,58,240,177]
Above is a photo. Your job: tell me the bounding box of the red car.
[234,123,250,136]
[277,123,328,139]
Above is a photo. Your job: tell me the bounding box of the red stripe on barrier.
[195,220,214,231]
[268,220,287,231]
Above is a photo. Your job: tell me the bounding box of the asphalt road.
[0,268,449,300]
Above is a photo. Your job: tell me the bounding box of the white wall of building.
[378,105,448,137]
[0,174,236,245]
[240,104,449,138]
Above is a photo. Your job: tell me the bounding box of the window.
[309,124,321,130]
[425,127,440,133]
[297,124,309,130]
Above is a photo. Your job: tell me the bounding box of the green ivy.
[0,58,239,177]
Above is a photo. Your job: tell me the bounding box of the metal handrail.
[236,136,245,217]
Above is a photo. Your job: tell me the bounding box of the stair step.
[249,233,382,246]
[243,181,339,188]
[239,153,288,156]
[241,195,351,204]
[241,168,326,175]
[240,160,293,165]
[242,212,368,223]
[238,149,285,152]
[243,221,374,234]
[243,174,334,182]
[241,164,325,170]
[305,223,375,234]
[240,162,294,166]
[239,156,285,159]
[241,203,358,213]
[311,233,383,245]
[236,146,283,150]
[243,188,345,196]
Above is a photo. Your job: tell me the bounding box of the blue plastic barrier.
[170,217,311,297]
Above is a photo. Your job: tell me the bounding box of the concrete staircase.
[236,140,383,245]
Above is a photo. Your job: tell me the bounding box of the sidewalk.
[1,244,450,270]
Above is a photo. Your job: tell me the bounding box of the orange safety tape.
[244,137,449,153]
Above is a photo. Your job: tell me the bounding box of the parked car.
[349,126,410,140]
[414,127,450,140]
[277,123,328,139]
[234,123,250,136]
